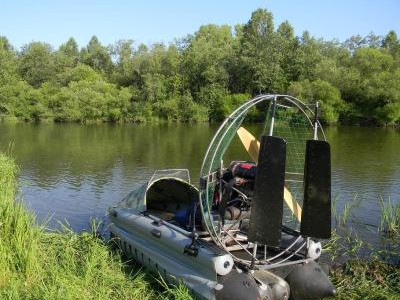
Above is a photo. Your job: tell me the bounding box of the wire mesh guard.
[265,102,314,229]
[199,95,326,267]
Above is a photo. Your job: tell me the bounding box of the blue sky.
[1,0,399,49]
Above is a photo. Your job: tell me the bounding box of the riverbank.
[1,115,400,128]
[0,153,399,299]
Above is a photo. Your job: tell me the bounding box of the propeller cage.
[199,95,331,267]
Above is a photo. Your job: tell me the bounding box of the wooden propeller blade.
[237,127,260,162]
[236,127,302,222]
[284,187,302,222]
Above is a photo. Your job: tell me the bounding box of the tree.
[160,44,183,97]
[351,47,393,77]
[0,36,19,86]
[18,42,55,88]
[182,24,234,94]
[0,80,50,121]
[344,33,383,51]
[53,79,132,122]
[276,21,303,84]
[154,92,208,122]
[296,31,324,80]
[180,24,235,119]
[55,37,80,71]
[382,31,400,58]
[80,36,112,75]
[56,63,103,87]
[364,70,400,125]
[110,39,135,86]
[238,9,285,94]
[288,79,344,123]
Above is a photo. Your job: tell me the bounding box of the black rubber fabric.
[300,140,332,239]
[216,270,262,300]
[248,135,286,246]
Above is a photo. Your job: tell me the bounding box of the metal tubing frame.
[198,94,326,267]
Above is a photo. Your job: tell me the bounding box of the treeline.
[0,9,399,125]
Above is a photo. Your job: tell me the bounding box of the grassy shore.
[329,260,400,300]
[1,153,399,299]
[0,153,192,300]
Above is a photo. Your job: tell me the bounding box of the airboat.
[109,95,336,300]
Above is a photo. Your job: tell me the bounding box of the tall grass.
[380,197,400,237]
[327,194,400,262]
[0,154,41,292]
[325,194,400,300]
[330,260,400,300]
[0,154,193,300]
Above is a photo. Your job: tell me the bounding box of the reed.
[379,196,400,238]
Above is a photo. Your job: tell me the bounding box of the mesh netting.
[263,103,315,228]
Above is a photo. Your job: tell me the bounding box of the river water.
[0,123,399,248]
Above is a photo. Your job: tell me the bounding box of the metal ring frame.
[199,94,326,267]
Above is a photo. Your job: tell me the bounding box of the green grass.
[330,260,400,300]
[0,153,193,300]
[380,197,400,238]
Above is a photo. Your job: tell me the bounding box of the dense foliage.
[1,9,400,125]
